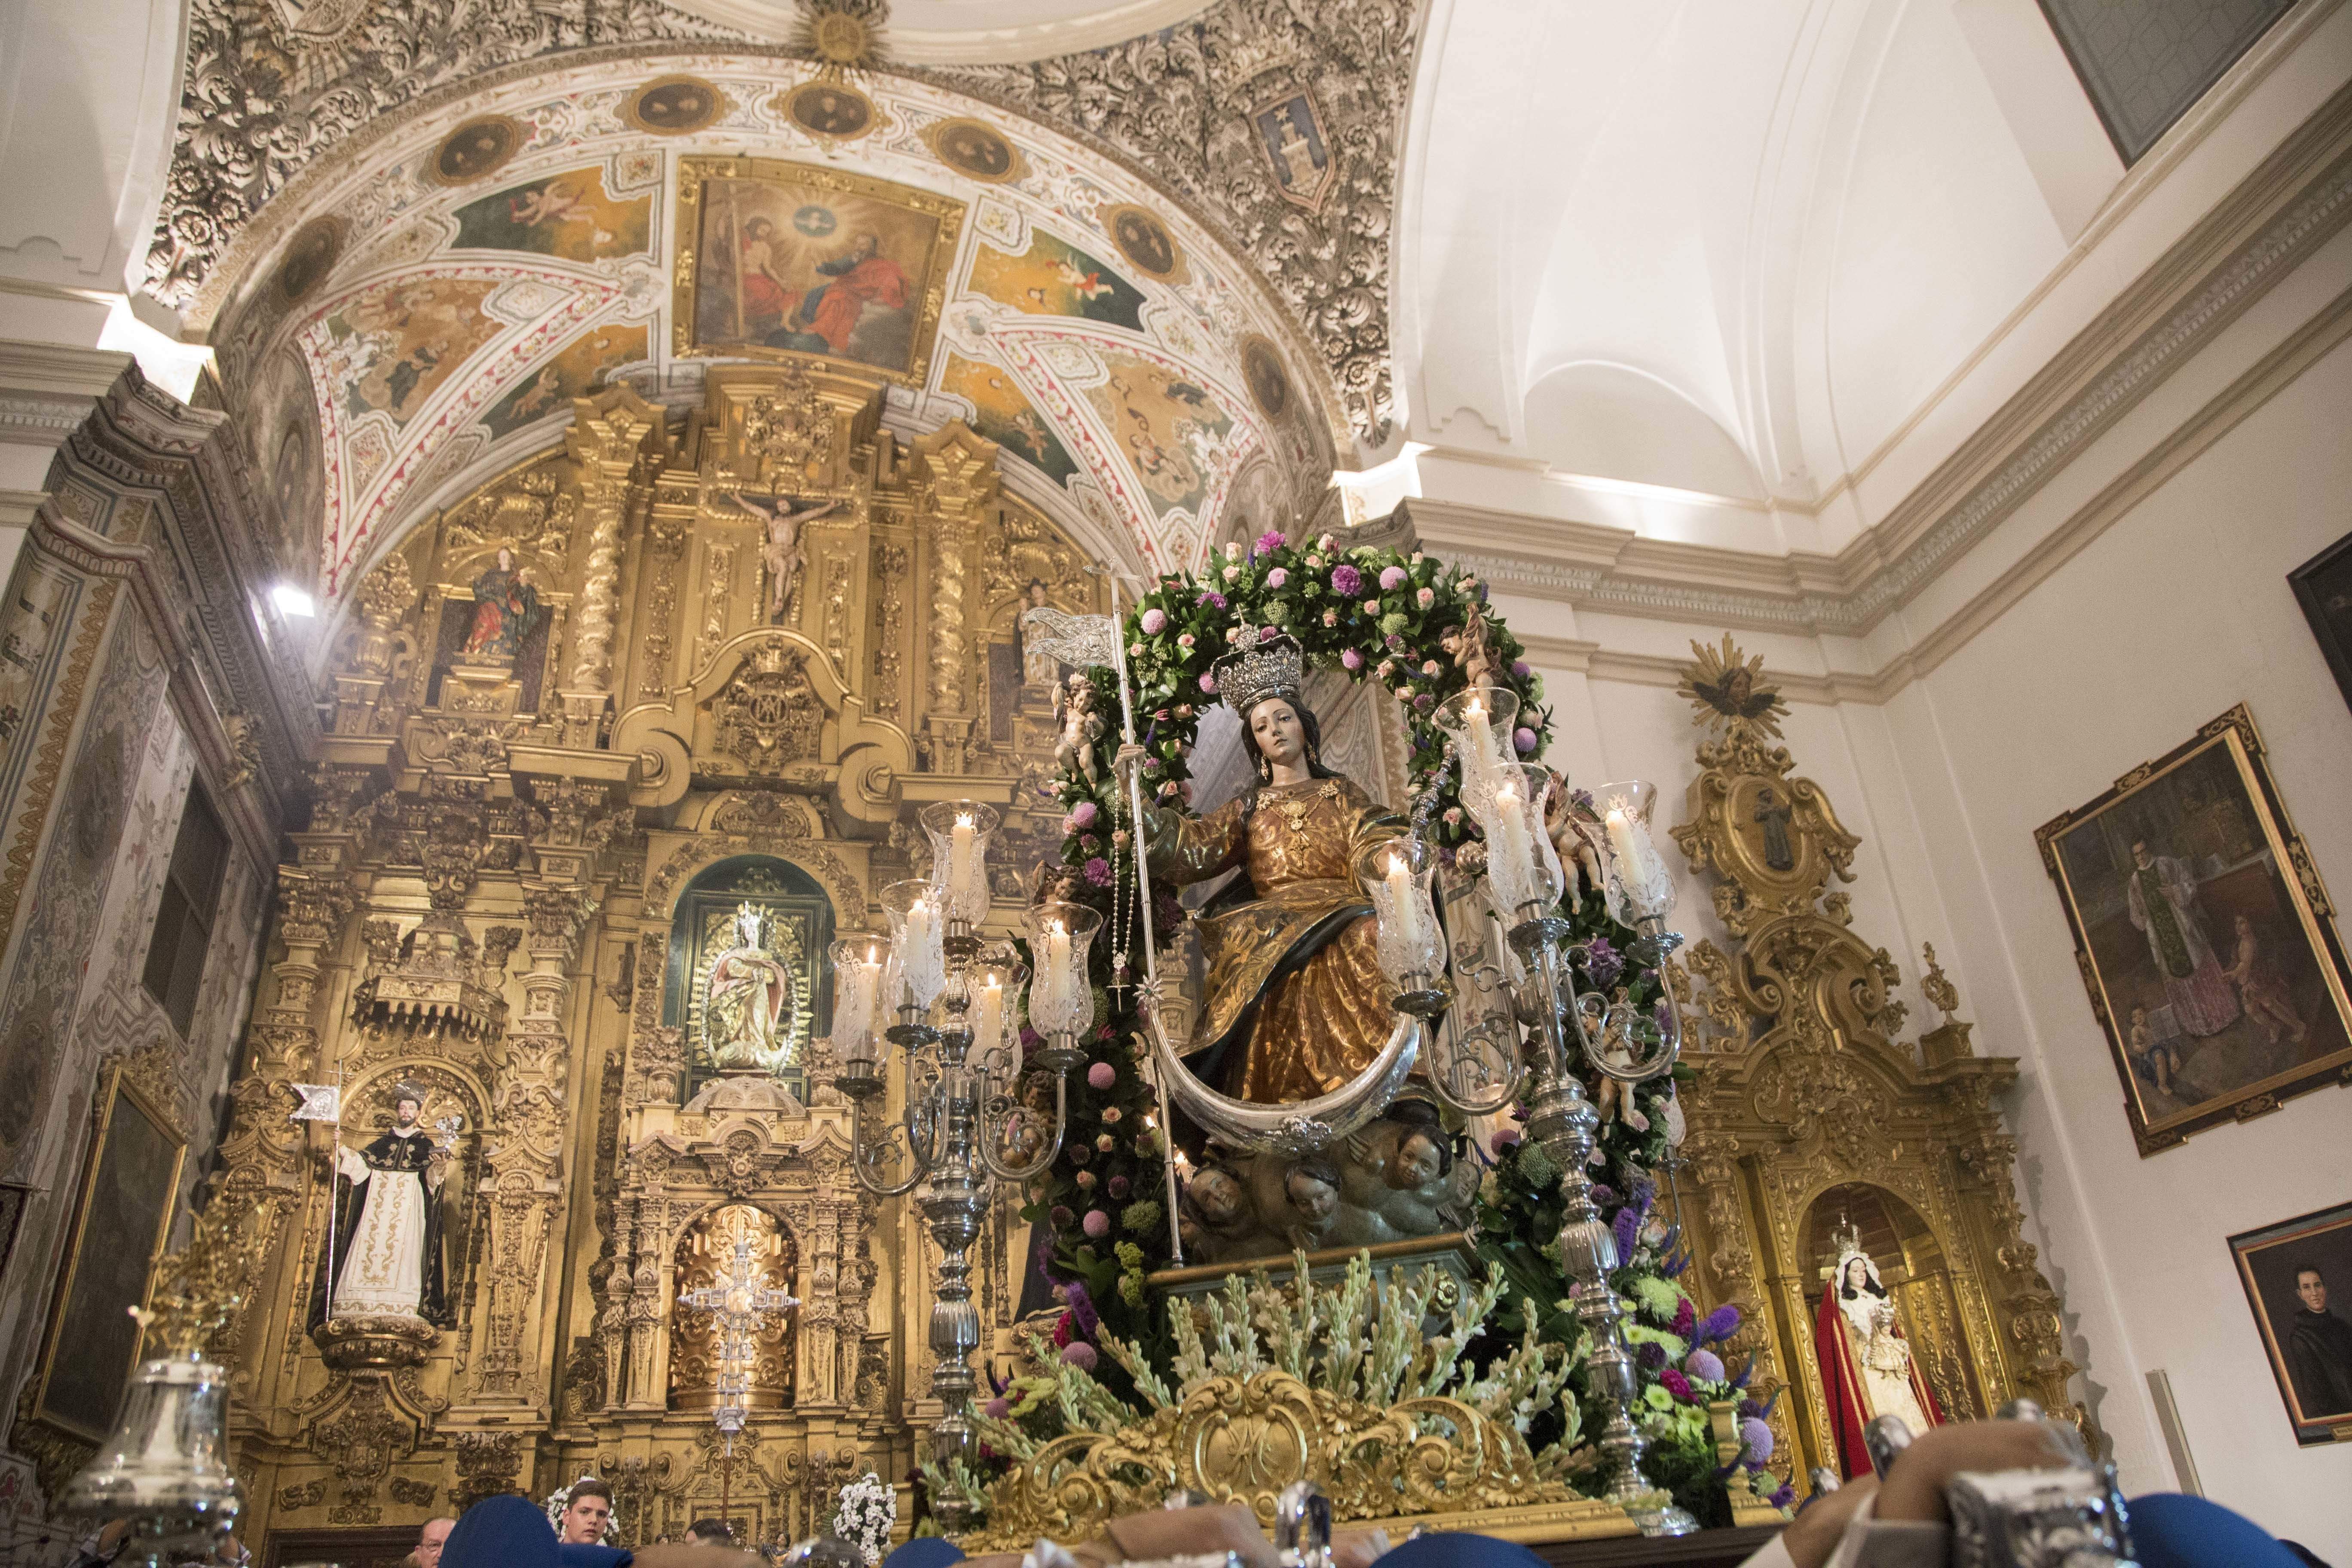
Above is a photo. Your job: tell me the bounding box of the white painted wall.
[1487,315,2352,1558]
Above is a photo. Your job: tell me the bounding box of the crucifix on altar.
[678,1234,799,1518]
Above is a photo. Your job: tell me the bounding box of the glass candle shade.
[919,799,1000,927]
[881,879,949,1014]
[827,937,887,1087]
[968,957,1029,1061]
[1591,780,1677,925]
[1355,837,1446,990]
[1473,762,1566,924]
[1024,902,1103,1042]
[1434,686,1523,813]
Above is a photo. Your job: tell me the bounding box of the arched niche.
[1798,1181,1986,1430]
[668,1201,799,1413]
[664,854,836,1106]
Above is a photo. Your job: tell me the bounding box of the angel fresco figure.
[704,902,795,1074]
[729,493,842,623]
[310,1082,451,1329]
[461,546,541,661]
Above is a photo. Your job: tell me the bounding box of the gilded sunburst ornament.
[1678,633,1789,739]
[795,0,890,76]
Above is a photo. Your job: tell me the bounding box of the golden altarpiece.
[208,367,1105,1547]
[1663,640,2087,1496]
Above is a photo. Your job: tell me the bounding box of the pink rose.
[1087,1061,1116,1089]
[1101,1106,1122,1123]
[1254,528,1289,554]
[1096,1132,1115,1152]
[1081,1209,1111,1239]
[1075,1169,1097,1188]
[1323,609,1338,627]
[1380,565,1407,591]
[1341,648,1363,671]
[1141,607,1167,634]
[1177,632,1195,649]
[1422,659,1441,677]
[1222,564,1241,583]
[1200,673,1217,692]
[1267,567,1288,588]
[1416,587,1435,607]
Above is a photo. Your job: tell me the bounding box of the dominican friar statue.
[311,1082,451,1327]
[1813,1222,1944,1478]
[705,901,796,1074]
[1119,631,1404,1103]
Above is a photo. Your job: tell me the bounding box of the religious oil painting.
[323,278,502,426]
[2036,704,2352,1155]
[940,354,1077,484]
[2288,527,2352,716]
[275,215,345,305]
[481,322,648,440]
[676,156,962,386]
[2231,1200,2352,1445]
[427,115,523,187]
[968,231,1145,332]
[33,1067,186,1442]
[451,165,652,263]
[1083,348,1234,518]
[781,80,878,142]
[925,117,1026,184]
[623,75,726,135]
[1101,203,1187,284]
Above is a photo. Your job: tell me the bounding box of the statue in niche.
[730,493,841,623]
[1118,631,1404,1103]
[1019,579,1064,686]
[704,901,796,1074]
[310,1081,452,1329]
[1813,1219,1945,1478]
[1754,786,1796,872]
[1176,1100,1475,1265]
[460,545,541,661]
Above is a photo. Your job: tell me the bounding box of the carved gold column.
[561,392,660,748]
[911,426,997,775]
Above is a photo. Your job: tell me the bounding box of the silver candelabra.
[831,800,1084,1534]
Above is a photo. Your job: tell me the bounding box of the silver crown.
[1210,629,1304,714]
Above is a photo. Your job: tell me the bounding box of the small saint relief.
[702,901,798,1074]
[456,545,542,664]
[310,1081,455,1329]
[1813,1224,1945,1477]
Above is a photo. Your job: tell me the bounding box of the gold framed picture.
[2230,1200,2352,1446]
[673,155,963,386]
[33,1066,187,1441]
[2036,704,2352,1155]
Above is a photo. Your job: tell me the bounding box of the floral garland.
[833,1470,897,1564]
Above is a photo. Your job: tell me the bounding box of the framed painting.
[2230,1200,2352,1446]
[673,156,962,385]
[32,1066,187,1442]
[2036,705,2352,1155]
[2288,528,2352,715]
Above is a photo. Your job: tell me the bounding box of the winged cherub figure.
[1053,672,1105,785]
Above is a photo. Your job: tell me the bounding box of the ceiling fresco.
[208,59,1339,604]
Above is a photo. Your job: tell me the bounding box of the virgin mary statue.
[1121,632,1403,1103]
[706,902,795,1074]
[1813,1224,1945,1478]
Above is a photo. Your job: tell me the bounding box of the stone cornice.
[1412,74,2352,645]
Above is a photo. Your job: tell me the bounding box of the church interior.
[0,0,2348,1564]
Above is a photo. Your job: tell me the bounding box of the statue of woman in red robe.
[1813,1228,1945,1478]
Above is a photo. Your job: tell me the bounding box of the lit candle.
[1046,920,1073,1029]
[950,812,979,915]
[1605,806,1649,900]
[1464,697,1495,796]
[903,893,943,1006]
[1384,849,1424,956]
[1492,783,1537,909]
[975,973,1005,1053]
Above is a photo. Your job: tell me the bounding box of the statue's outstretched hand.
[1113,741,1148,782]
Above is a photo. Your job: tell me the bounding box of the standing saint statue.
[1118,631,1405,1103]
[729,494,842,624]
[310,1082,451,1328]
[704,901,796,1074]
[460,545,541,661]
[1813,1223,1944,1478]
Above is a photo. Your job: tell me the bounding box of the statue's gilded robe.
[1145,776,1401,1103]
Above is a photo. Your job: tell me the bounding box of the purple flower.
[1672,1296,1697,1340]
[1341,648,1363,671]
[1065,1280,1101,1338]
[1583,937,1624,989]
[1066,800,1098,831]
[1510,660,1531,678]
[1200,673,1217,693]
[1613,1206,1641,1263]
[1259,625,1281,643]
[1686,1349,1726,1383]
[1514,727,1538,753]
[1084,857,1112,887]
[1740,1417,1775,1466]
[1767,1482,1795,1510]
[1060,1341,1099,1370]
[982,1397,1010,1419]
[1379,565,1407,591]
[1198,589,1228,610]
[1630,1176,1657,1217]
[1489,1127,1522,1155]
[1108,1175,1130,1199]
[1050,1205,1074,1229]
[1699,1305,1743,1345]
[1636,1340,1667,1370]
[1655,998,1675,1039]
[1660,1368,1695,1403]
[1413,692,1434,711]
[1255,528,1289,555]
[1330,563,1363,596]
[1081,1209,1110,1239]
[1140,607,1167,635]
[1087,1061,1116,1089]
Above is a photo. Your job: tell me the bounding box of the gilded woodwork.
[1666,639,2084,1500]
[216,365,1103,1544]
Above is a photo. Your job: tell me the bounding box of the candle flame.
[1387,851,1410,877]
[956,812,974,828]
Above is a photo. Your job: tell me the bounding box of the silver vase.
[59,1353,242,1568]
